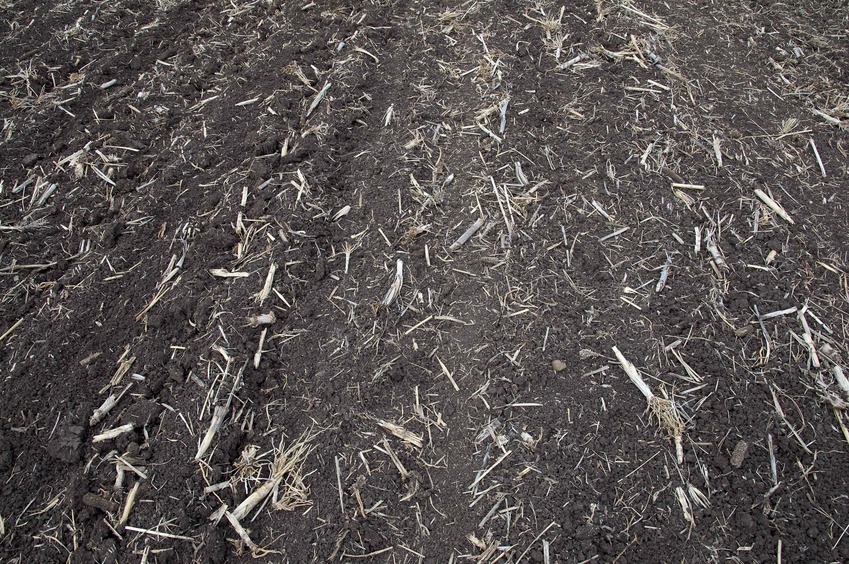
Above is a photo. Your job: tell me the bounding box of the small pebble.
[552,360,567,372]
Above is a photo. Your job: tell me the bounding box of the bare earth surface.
[1,0,848,562]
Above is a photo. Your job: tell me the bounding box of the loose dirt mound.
[1,0,848,562]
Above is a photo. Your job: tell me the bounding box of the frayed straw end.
[648,396,685,463]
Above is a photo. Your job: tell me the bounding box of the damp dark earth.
[1,0,848,562]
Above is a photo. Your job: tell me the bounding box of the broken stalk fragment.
[246,312,276,327]
[382,259,403,306]
[195,363,244,460]
[448,217,485,251]
[90,382,133,426]
[612,346,685,463]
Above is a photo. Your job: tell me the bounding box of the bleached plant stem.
[195,405,228,460]
[499,98,509,135]
[382,259,403,306]
[755,189,794,224]
[196,365,243,460]
[93,423,134,443]
[335,456,345,515]
[613,346,685,463]
[834,365,849,400]
[225,511,258,552]
[306,82,331,118]
[119,481,140,525]
[797,307,820,368]
[247,312,276,327]
[655,257,671,293]
[231,476,282,521]
[229,428,317,531]
[255,263,276,305]
[704,230,726,269]
[90,383,133,426]
[810,138,826,177]
[557,53,587,70]
[253,328,268,369]
[612,347,653,400]
[490,177,513,241]
[449,217,485,251]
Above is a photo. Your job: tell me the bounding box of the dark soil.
[1,0,848,562]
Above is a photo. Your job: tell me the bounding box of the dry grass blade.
[0,318,24,343]
[270,427,319,511]
[469,450,512,491]
[99,346,136,394]
[125,526,194,542]
[435,356,460,391]
[135,275,182,321]
[670,349,702,383]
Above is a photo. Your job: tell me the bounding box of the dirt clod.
[47,424,84,464]
[82,492,119,514]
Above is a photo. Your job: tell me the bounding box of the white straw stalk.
[382,259,403,306]
[231,476,282,521]
[834,365,849,401]
[229,428,317,523]
[612,346,685,463]
[195,405,228,460]
[247,312,276,327]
